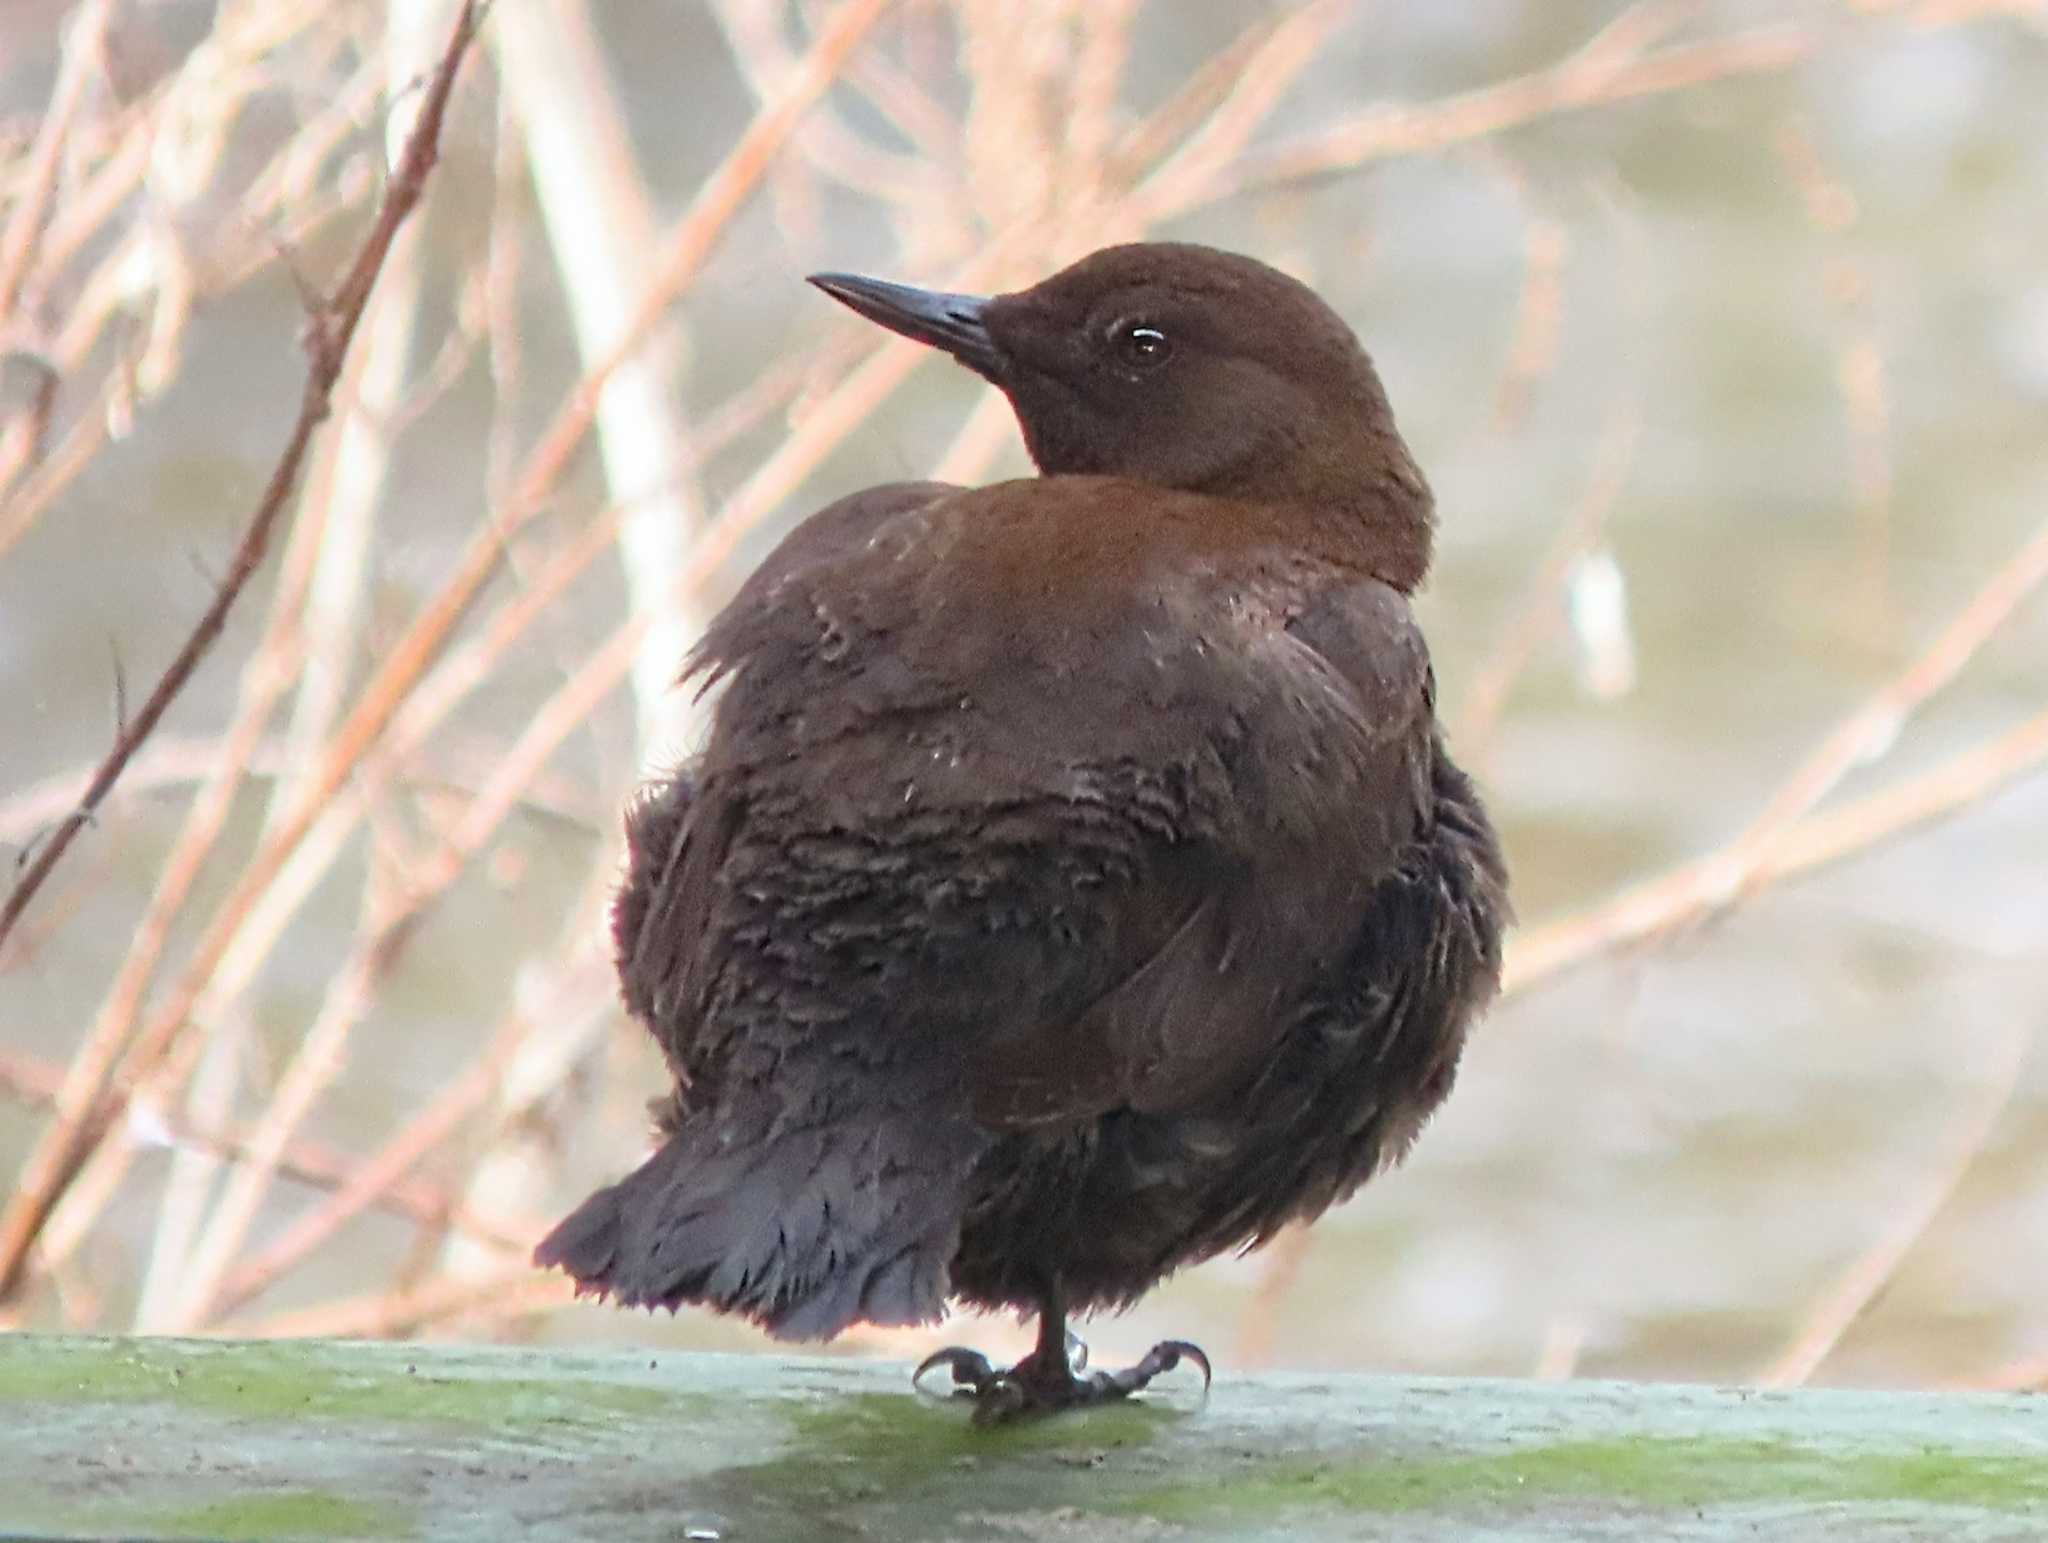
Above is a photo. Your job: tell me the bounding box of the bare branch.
[0,0,488,1300]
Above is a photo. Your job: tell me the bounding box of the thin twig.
[1760,1022,2030,1386]
[1778,117,1893,633]
[1640,509,2048,956]
[0,0,488,1300]
[78,0,894,1184]
[0,736,597,849]
[201,1008,545,1323]
[0,1051,522,1252]
[0,2,484,953]
[232,1263,576,1340]
[1153,18,1815,220]
[509,0,892,529]
[17,494,623,1295]
[1506,702,2048,996]
[0,0,114,327]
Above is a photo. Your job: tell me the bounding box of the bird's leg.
[913,1274,1211,1424]
[1003,1275,1081,1404]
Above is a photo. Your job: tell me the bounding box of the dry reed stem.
[1448,168,1649,762]
[455,0,713,1291]
[0,354,57,515]
[1158,14,1815,219]
[0,0,114,326]
[1490,205,1569,433]
[1777,115,1894,633]
[842,40,959,178]
[1760,1020,2030,1387]
[1533,1317,1590,1381]
[717,0,932,206]
[128,5,452,1332]
[18,497,626,1297]
[1108,11,1299,184]
[433,889,619,1292]
[507,0,891,527]
[203,979,585,1319]
[1636,508,2048,960]
[56,2,903,1075]
[168,897,421,1328]
[1,12,383,542]
[0,380,115,560]
[958,0,1078,237]
[0,1051,520,1252]
[233,1262,576,1340]
[1792,529,2048,796]
[1128,0,1350,223]
[479,86,528,508]
[1506,701,2048,997]
[0,0,487,1300]
[1068,0,1139,183]
[491,0,708,751]
[268,282,416,790]
[31,102,151,283]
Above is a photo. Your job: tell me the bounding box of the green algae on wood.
[1,1331,690,1431]
[1113,1434,2048,1527]
[4,1335,2043,1541]
[149,1492,414,1542]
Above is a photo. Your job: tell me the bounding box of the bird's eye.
[1113,322,1172,369]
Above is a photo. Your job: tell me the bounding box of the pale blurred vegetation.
[2,0,2045,1393]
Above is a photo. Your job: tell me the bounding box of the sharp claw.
[913,1346,996,1397]
[912,1336,1212,1419]
[1158,1338,1213,1397]
[1075,1338,1214,1404]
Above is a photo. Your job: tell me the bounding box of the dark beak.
[808,272,1003,381]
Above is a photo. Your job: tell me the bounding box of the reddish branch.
[0,1,485,956]
[0,0,487,1300]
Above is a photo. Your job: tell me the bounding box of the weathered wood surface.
[2,1335,2042,1540]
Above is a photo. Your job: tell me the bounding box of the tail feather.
[535,1116,980,1341]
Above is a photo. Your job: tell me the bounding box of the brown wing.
[620,477,1437,1134]
[967,575,1438,1128]
[612,481,960,1072]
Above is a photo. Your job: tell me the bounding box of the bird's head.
[810,242,1434,585]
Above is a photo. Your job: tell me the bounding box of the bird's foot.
[912,1337,1211,1426]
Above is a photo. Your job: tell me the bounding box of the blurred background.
[1,0,2044,1393]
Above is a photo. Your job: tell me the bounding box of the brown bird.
[535,242,1509,1421]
